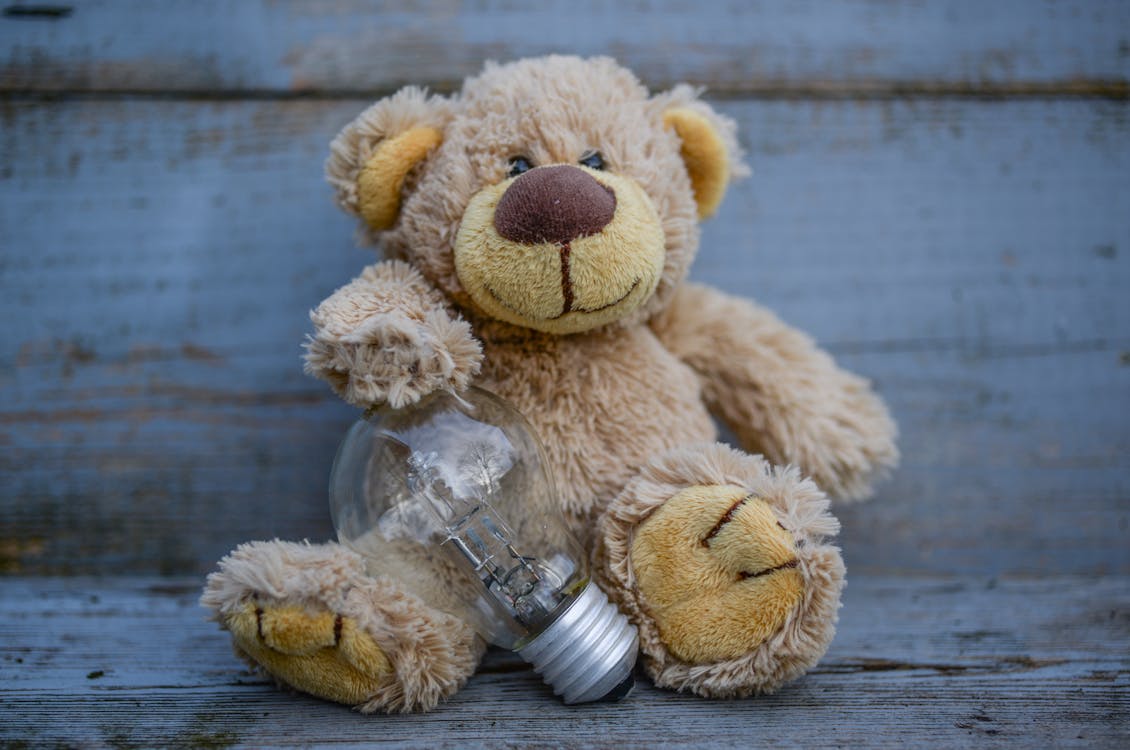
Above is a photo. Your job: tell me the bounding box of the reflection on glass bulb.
[329,386,638,703]
[404,443,564,631]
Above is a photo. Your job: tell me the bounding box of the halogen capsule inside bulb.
[328,386,638,703]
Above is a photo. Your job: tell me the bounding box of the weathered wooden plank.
[1,0,1128,96]
[1,98,1127,576]
[1,575,1126,748]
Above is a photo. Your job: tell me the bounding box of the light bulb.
[329,385,638,703]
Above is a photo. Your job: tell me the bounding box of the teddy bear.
[201,55,898,713]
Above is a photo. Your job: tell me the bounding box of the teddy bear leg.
[650,282,899,501]
[200,540,483,713]
[593,442,845,699]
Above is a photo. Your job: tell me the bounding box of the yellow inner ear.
[663,108,730,220]
[357,126,443,231]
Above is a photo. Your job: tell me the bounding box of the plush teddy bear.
[202,55,897,713]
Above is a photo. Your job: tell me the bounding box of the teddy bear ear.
[325,87,452,232]
[657,87,748,220]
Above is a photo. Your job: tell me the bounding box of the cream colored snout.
[454,165,665,335]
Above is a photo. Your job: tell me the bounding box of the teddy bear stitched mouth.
[484,277,642,321]
[562,277,641,317]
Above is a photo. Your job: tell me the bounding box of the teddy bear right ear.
[652,84,749,221]
[325,87,452,232]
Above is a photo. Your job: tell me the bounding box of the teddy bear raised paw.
[202,55,897,713]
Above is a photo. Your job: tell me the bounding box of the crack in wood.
[1,79,1127,102]
[817,656,1069,675]
[2,5,73,19]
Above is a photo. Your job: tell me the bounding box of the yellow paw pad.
[631,484,804,664]
[226,602,393,706]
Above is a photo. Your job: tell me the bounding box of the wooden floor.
[2,1,1128,747]
[3,575,1127,748]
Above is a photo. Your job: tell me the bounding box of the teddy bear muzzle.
[454,164,666,335]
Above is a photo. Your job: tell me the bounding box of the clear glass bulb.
[329,386,638,703]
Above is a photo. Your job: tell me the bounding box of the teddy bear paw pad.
[630,484,805,664]
[226,601,393,705]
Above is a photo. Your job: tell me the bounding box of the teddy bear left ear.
[326,87,452,232]
[657,89,748,220]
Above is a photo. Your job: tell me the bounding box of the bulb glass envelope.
[329,387,589,649]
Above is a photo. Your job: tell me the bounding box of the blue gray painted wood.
[2,0,1128,95]
[2,575,1126,747]
[2,97,1126,576]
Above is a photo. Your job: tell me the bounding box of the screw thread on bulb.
[518,582,638,704]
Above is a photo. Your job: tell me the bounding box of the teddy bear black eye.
[508,156,533,178]
[579,150,605,170]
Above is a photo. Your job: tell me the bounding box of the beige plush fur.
[304,260,482,409]
[592,443,844,697]
[203,55,896,712]
[201,540,483,713]
[651,283,899,500]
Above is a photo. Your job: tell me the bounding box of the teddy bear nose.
[494,165,617,245]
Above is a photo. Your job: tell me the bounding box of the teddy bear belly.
[479,325,716,542]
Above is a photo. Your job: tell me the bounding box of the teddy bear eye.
[579,150,605,170]
[507,156,533,178]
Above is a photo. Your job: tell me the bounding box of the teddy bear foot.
[224,599,393,707]
[201,540,483,713]
[594,443,845,699]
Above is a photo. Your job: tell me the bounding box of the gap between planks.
[1,80,1128,102]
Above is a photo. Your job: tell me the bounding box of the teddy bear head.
[326,55,746,335]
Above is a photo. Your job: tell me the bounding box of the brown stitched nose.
[493,165,616,245]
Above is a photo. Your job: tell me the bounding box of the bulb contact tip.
[597,672,636,703]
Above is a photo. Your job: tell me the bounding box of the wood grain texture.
[1,0,1128,96]
[2,97,1127,576]
[1,575,1126,748]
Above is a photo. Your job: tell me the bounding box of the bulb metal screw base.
[518,582,639,704]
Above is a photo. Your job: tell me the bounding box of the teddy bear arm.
[650,283,898,500]
[304,259,482,409]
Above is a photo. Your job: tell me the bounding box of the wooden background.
[1,1,1127,747]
